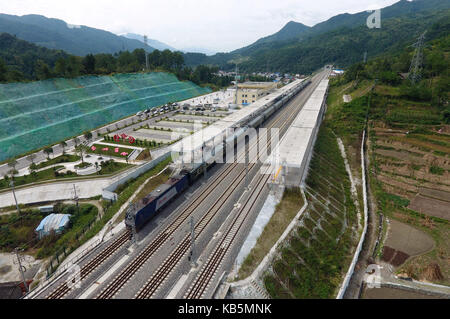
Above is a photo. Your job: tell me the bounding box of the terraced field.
[368,95,450,285]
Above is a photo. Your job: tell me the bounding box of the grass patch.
[97,160,131,175]
[132,169,173,205]
[136,149,152,161]
[429,165,445,176]
[237,188,304,280]
[74,162,92,169]
[0,166,69,191]
[35,154,80,169]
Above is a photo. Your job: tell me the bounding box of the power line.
[144,35,149,71]
[408,31,427,84]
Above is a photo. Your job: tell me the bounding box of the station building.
[236,82,277,106]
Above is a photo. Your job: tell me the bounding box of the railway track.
[183,72,330,299]
[45,230,130,299]
[72,72,325,299]
[185,173,271,299]
[96,77,311,299]
[96,162,253,299]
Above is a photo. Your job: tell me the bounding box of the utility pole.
[15,248,28,294]
[189,216,197,267]
[234,65,239,105]
[73,184,79,207]
[408,31,427,84]
[244,131,249,190]
[180,144,184,166]
[73,184,80,215]
[202,142,207,179]
[281,159,287,187]
[144,35,149,71]
[10,179,21,214]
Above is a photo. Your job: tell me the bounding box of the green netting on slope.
[0,72,211,162]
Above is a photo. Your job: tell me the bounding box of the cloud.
[0,0,400,52]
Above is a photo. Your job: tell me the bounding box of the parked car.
[136,111,143,116]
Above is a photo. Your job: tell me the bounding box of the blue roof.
[35,214,70,233]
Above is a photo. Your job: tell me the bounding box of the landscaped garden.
[87,144,135,159]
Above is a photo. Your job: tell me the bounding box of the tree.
[35,60,52,80]
[84,131,93,143]
[73,137,80,148]
[27,154,36,165]
[7,159,18,172]
[75,145,86,163]
[60,141,67,155]
[30,165,38,180]
[0,58,8,82]
[44,147,53,160]
[94,53,116,74]
[83,54,96,74]
[66,56,84,77]
[54,58,67,77]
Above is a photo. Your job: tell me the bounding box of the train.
[125,161,215,231]
[125,78,311,232]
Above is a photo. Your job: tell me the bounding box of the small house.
[35,214,71,239]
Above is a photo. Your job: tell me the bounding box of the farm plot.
[382,220,435,267]
[363,287,446,299]
[368,99,450,285]
[409,195,450,221]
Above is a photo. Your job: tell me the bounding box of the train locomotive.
[125,78,311,232]
[125,160,215,231]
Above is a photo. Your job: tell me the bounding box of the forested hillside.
[0,33,232,89]
[0,13,154,56]
[185,0,450,74]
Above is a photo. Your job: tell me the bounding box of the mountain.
[0,32,69,81]
[181,47,217,56]
[0,14,155,56]
[187,0,450,73]
[121,33,177,51]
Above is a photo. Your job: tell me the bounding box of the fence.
[336,129,369,299]
[45,212,101,279]
[102,151,171,200]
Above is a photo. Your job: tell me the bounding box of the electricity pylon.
[408,31,427,84]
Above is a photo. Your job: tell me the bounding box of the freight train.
[125,78,311,232]
[125,162,214,231]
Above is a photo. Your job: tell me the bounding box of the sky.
[0,0,401,53]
